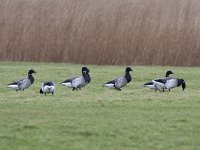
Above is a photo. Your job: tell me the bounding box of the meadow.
[0,61,200,150]
[0,0,200,66]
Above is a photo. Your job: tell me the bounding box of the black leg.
[116,88,121,91]
[72,87,75,91]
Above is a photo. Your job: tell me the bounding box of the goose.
[102,67,133,91]
[61,67,91,91]
[143,70,174,91]
[8,69,36,91]
[152,77,186,91]
[40,81,55,96]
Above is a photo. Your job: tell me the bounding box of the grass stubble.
[0,62,200,150]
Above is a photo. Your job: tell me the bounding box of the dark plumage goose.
[8,69,36,91]
[152,77,186,91]
[61,67,91,91]
[40,81,55,96]
[102,67,133,91]
[144,70,174,91]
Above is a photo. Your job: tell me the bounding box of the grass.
[0,61,200,150]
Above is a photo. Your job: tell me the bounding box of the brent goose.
[144,70,174,91]
[8,69,36,91]
[152,77,186,91]
[40,81,55,96]
[102,67,133,91]
[61,67,91,91]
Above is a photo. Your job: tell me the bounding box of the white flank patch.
[8,85,19,90]
[152,81,165,89]
[103,84,115,88]
[43,86,54,93]
[144,84,156,90]
[62,82,73,88]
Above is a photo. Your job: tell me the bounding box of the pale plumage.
[61,67,91,91]
[40,81,55,96]
[102,67,133,91]
[8,69,36,91]
[152,77,186,91]
[143,70,174,91]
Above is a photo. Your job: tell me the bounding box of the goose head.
[82,67,90,74]
[28,69,36,75]
[178,79,186,91]
[125,67,133,73]
[181,79,186,91]
[165,70,174,77]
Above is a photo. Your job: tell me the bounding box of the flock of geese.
[7,67,186,96]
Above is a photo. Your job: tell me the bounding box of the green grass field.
[0,62,199,150]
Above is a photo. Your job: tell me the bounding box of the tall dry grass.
[0,0,200,66]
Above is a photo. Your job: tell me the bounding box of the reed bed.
[0,0,199,66]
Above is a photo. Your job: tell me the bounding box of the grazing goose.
[144,70,174,91]
[61,67,91,91]
[40,81,55,96]
[102,67,133,91]
[152,77,186,91]
[8,69,36,91]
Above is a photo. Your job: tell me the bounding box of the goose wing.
[43,81,55,86]
[143,81,158,90]
[8,76,26,85]
[8,77,28,90]
[42,81,54,90]
[104,76,127,88]
[62,76,80,83]
[42,81,55,93]
[153,77,173,84]
[164,78,178,89]
[152,77,173,90]
[18,78,32,90]
[144,81,153,86]
[61,76,80,88]
[71,76,85,88]
[114,76,128,88]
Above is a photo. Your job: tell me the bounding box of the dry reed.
[0,0,200,66]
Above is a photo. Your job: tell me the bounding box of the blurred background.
[0,0,199,66]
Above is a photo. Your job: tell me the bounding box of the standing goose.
[8,69,36,91]
[61,67,91,91]
[40,81,55,96]
[152,77,186,91]
[144,70,174,91]
[102,67,133,91]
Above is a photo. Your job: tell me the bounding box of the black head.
[82,67,90,74]
[125,67,133,73]
[181,79,186,91]
[165,70,174,77]
[40,89,44,94]
[28,69,36,75]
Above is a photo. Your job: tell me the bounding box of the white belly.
[145,84,157,90]
[62,82,73,88]
[8,85,19,90]
[43,86,55,93]
[103,83,115,89]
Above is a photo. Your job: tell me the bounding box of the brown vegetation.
[0,0,200,66]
